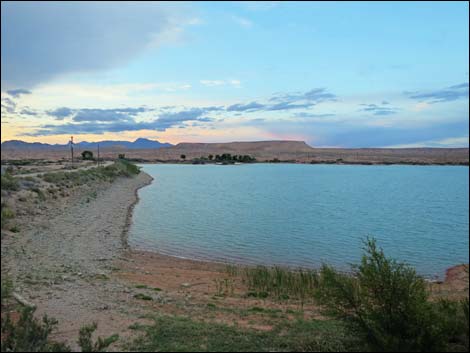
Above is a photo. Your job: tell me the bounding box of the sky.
[1,1,469,147]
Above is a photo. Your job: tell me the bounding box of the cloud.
[236,1,281,11]
[1,2,194,90]
[1,97,16,113]
[200,80,241,87]
[73,108,148,122]
[29,106,220,136]
[359,103,398,116]
[6,88,32,97]
[19,108,37,116]
[269,88,337,104]
[46,107,75,120]
[227,88,337,112]
[46,107,151,122]
[31,87,337,136]
[200,80,225,87]
[227,101,266,112]
[232,16,253,28]
[266,102,316,111]
[406,82,469,103]
[27,121,151,136]
[294,112,336,118]
[154,107,218,129]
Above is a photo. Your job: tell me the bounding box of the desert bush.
[1,307,71,352]
[42,160,140,187]
[1,203,15,229]
[134,293,153,301]
[432,298,469,351]
[77,322,119,352]
[31,187,46,201]
[1,173,19,191]
[1,276,13,305]
[42,171,68,184]
[1,306,118,352]
[315,238,468,352]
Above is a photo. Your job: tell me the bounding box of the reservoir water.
[129,164,469,277]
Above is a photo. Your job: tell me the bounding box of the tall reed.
[242,265,318,304]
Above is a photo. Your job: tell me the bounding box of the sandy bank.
[1,172,154,349]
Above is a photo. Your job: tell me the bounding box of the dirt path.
[2,172,154,350]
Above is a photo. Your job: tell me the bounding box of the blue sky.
[1,1,468,147]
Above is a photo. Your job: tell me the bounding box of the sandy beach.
[1,171,156,349]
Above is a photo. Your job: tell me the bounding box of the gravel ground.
[2,172,155,350]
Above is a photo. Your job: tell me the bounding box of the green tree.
[180,154,186,160]
[208,154,213,161]
[315,238,461,352]
[81,150,94,160]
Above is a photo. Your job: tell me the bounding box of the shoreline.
[121,171,154,250]
[132,161,469,167]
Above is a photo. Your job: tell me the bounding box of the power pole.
[97,143,100,167]
[70,136,74,165]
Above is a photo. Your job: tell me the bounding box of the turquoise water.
[129,164,469,277]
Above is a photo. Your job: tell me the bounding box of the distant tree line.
[180,153,256,164]
[214,154,256,163]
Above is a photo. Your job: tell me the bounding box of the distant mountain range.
[1,138,173,150]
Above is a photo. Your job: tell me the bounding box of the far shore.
[132,160,470,166]
[2,143,469,166]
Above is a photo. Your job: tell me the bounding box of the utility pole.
[70,136,74,165]
[97,143,100,167]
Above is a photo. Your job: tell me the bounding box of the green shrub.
[1,276,13,305]
[1,306,118,352]
[31,187,46,201]
[77,322,119,352]
[42,160,140,187]
[1,203,15,229]
[1,307,71,352]
[1,173,19,191]
[315,238,466,352]
[42,172,68,184]
[9,225,20,233]
[81,150,94,160]
[134,293,153,301]
[432,298,469,351]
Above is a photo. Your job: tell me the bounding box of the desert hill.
[1,139,468,165]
